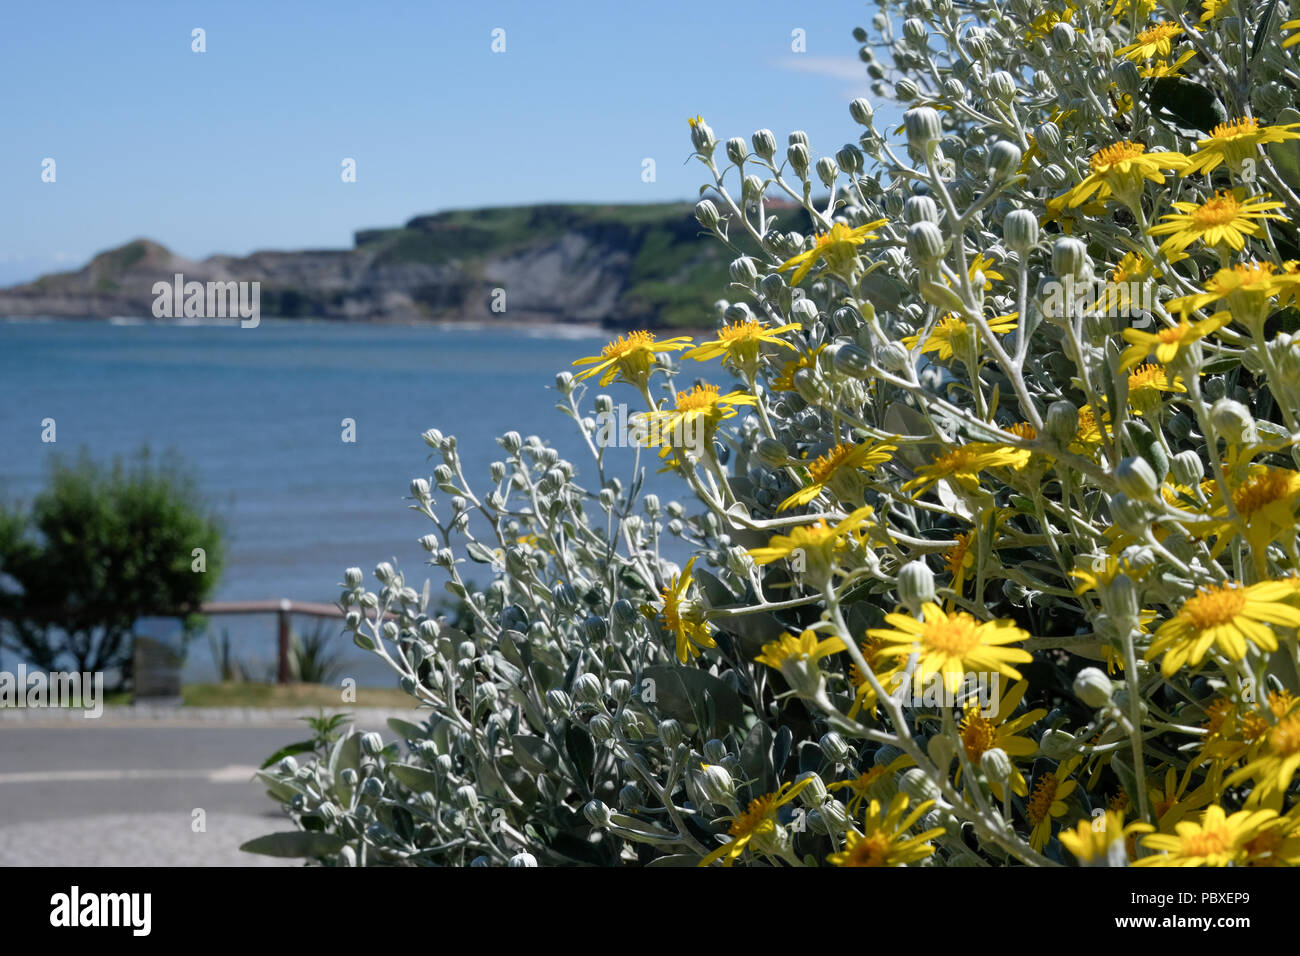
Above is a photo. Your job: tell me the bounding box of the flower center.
[944,532,974,578]
[1269,714,1300,757]
[674,383,721,412]
[1181,583,1248,630]
[1209,117,1259,142]
[602,330,654,358]
[1136,22,1180,44]
[807,443,854,484]
[1157,323,1188,344]
[1090,140,1146,172]
[718,320,764,344]
[846,831,893,866]
[1026,774,1059,824]
[1129,363,1166,392]
[1192,192,1243,226]
[960,711,998,760]
[1182,825,1232,859]
[1232,468,1296,515]
[729,794,777,836]
[919,612,980,654]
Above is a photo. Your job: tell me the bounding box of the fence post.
[278,599,292,684]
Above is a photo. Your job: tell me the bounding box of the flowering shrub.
[252,0,1300,866]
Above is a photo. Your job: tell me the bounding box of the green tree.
[0,447,224,681]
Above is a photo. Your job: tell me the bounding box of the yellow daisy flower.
[1166,260,1300,318]
[747,506,875,573]
[637,383,756,452]
[846,635,905,719]
[1144,579,1300,677]
[901,312,1017,362]
[777,440,896,512]
[684,319,801,378]
[1135,804,1278,866]
[956,679,1046,799]
[1116,21,1185,61]
[1225,700,1300,808]
[1243,811,1300,866]
[1286,18,1300,48]
[1208,466,1300,572]
[1026,756,1082,851]
[571,330,693,388]
[868,602,1033,695]
[1181,117,1300,177]
[1053,140,1189,210]
[1060,810,1153,866]
[1147,188,1288,255]
[943,530,976,595]
[1118,313,1228,371]
[777,219,887,286]
[698,777,815,867]
[645,556,717,664]
[1128,362,1186,400]
[827,794,945,867]
[901,442,1033,496]
[754,628,846,695]
[1139,51,1197,78]
[828,754,912,815]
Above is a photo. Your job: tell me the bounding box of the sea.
[0,318,713,684]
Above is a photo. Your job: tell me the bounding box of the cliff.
[0,202,744,329]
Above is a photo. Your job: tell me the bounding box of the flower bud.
[1112,59,1141,99]
[755,437,790,468]
[572,672,604,706]
[819,732,853,763]
[508,852,537,867]
[986,141,1022,181]
[1115,456,1159,501]
[906,221,946,264]
[787,142,810,178]
[1073,667,1114,708]
[696,763,735,806]
[904,107,943,151]
[849,98,875,126]
[703,739,728,764]
[1210,399,1255,443]
[689,117,716,154]
[896,78,921,102]
[695,199,719,230]
[344,566,363,588]
[897,560,937,614]
[832,342,873,379]
[1109,492,1152,534]
[816,156,840,188]
[903,195,940,225]
[1045,400,1079,445]
[901,767,942,803]
[1039,729,1076,760]
[726,136,748,166]
[584,798,612,828]
[836,143,864,175]
[903,17,928,43]
[361,732,384,757]
[980,747,1013,784]
[1105,573,1142,625]
[1050,21,1076,52]
[988,70,1016,102]
[1170,450,1204,486]
[752,128,777,159]
[588,713,614,742]
[1051,237,1089,279]
[1004,209,1039,253]
[658,719,684,749]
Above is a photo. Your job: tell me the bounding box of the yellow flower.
[901,312,1017,362]
[1146,764,1211,830]
[1207,466,1300,572]
[1166,260,1300,318]
[1116,21,1185,61]
[964,252,1004,290]
[826,794,945,867]
[1199,0,1229,21]
[1060,810,1153,866]
[901,443,1033,496]
[772,344,826,392]
[828,754,912,815]
[1127,363,1186,413]
[1110,0,1157,19]
[1135,804,1278,866]
[1286,18,1300,48]
[943,530,976,595]
[1118,313,1228,371]
[1225,700,1300,808]
[1144,579,1300,677]
[747,506,875,572]
[684,319,800,377]
[637,384,756,451]
[777,219,887,286]
[1139,51,1197,78]
[777,440,896,512]
[956,680,1046,799]
[1243,810,1300,866]
[1026,6,1075,41]
[1053,140,1188,210]
[868,602,1033,695]
[754,628,846,692]
[1147,188,1288,255]
[846,635,905,719]
[698,777,814,867]
[646,556,717,664]
[1026,756,1082,851]
[1182,117,1300,177]
[571,330,693,389]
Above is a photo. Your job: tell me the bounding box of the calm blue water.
[0,319,702,683]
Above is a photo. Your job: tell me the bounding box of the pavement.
[0,708,414,866]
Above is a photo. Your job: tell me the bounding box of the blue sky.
[0,0,884,285]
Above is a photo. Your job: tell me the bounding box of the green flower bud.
[906,221,946,264]
[572,672,604,706]
[980,747,1013,784]
[1109,492,1152,535]
[752,128,777,159]
[1115,456,1159,501]
[726,137,748,166]
[903,107,943,151]
[904,195,940,224]
[545,688,572,715]
[849,98,875,126]
[927,734,957,775]
[832,342,874,379]
[703,738,728,763]
[1004,209,1039,253]
[584,799,612,828]
[755,437,790,468]
[1051,237,1089,279]
[1073,667,1114,708]
[361,732,384,757]
[898,560,937,614]
[696,763,736,806]
[1170,450,1204,486]
[819,732,853,763]
[816,156,840,188]
[787,142,810,178]
[836,143,864,175]
[344,566,363,587]
[1210,398,1256,443]
[1034,121,1061,151]
[1113,59,1141,99]
[730,256,759,286]
[901,767,942,803]
[796,771,829,804]
[658,719,684,749]
[589,713,614,742]
[695,199,720,230]
[1050,21,1076,52]
[903,17,929,43]
[1039,729,1076,760]
[986,140,1022,181]
[989,70,1016,102]
[508,852,538,867]
[1105,573,1142,626]
[896,78,921,102]
[689,117,716,154]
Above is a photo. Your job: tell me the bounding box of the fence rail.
[197,600,346,684]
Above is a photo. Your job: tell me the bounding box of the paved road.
[0,722,339,866]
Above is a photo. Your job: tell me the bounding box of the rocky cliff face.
[0,203,733,329]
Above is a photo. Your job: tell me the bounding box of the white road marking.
[0,764,260,784]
